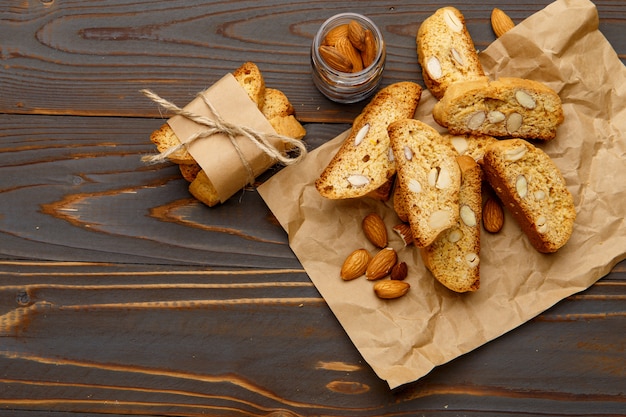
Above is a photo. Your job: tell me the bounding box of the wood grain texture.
[1,1,624,123]
[1,0,625,416]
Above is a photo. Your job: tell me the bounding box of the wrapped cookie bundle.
[144,62,307,207]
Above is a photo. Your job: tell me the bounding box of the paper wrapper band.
[142,73,306,203]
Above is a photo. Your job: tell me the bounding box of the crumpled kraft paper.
[257,0,626,389]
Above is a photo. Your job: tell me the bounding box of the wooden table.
[1,1,624,415]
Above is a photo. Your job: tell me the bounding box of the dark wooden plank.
[0,261,624,416]
[0,113,347,266]
[1,1,624,123]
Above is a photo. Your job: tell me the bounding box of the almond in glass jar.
[311,13,386,103]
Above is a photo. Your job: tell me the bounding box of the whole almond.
[335,36,363,72]
[362,213,388,248]
[366,247,397,280]
[319,45,353,72]
[347,20,366,51]
[491,8,515,38]
[340,248,371,280]
[360,29,377,68]
[483,197,505,233]
[373,280,410,299]
[390,261,408,280]
[323,24,349,46]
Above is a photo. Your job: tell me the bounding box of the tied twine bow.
[140,89,307,186]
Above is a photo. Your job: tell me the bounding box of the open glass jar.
[311,13,386,104]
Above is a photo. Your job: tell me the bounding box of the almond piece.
[366,247,397,280]
[506,112,523,133]
[515,90,536,109]
[390,262,408,281]
[392,222,414,246]
[347,174,370,188]
[435,167,452,189]
[362,213,388,248]
[319,45,353,73]
[515,174,528,198]
[428,167,439,187]
[491,8,515,38]
[403,145,413,161]
[536,215,548,234]
[447,228,463,243]
[353,123,370,146]
[323,24,349,46]
[465,252,480,268]
[450,136,469,154]
[347,20,366,51]
[443,8,463,33]
[487,110,506,123]
[459,205,477,227]
[483,197,504,233]
[428,209,452,230]
[360,29,377,68]
[426,56,443,80]
[450,48,464,67]
[373,280,410,299]
[336,36,363,72]
[467,111,486,130]
[408,178,422,194]
[504,144,527,161]
[340,248,371,280]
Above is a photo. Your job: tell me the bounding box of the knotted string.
[140,89,307,186]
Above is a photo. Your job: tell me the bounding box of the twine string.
[140,89,307,185]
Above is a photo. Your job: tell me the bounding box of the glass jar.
[311,13,386,104]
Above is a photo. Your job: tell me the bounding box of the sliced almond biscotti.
[388,118,461,248]
[416,6,486,100]
[421,155,482,292]
[233,61,267,111]
[481,139,575,253]
[315,82,422,199]
[432,77,564,141]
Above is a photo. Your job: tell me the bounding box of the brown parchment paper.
[257,0,626,389]
[168,73,279,203]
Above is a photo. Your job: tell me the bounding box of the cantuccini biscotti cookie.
[188,170,220,207]
[315,82,422,200]
[421,155,482,292]
[433,77,564,141]
[261,87,306,142]
[261,88,293,120]
[387,118,461,248]
[481,139,575,253]
[149,62,306,207]
[179,162,202,182]
[443,133,498,162]
[416,7,486,100]
[392,181,409,223]
[232,61,267,111]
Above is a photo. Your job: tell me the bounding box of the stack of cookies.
[316,7,575,293]
[149,62,306,207]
